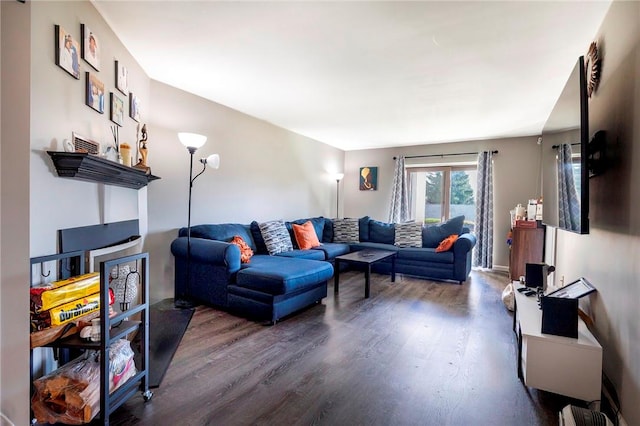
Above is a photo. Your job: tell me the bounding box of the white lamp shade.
[178,132,207,149]
[335,173,344,181]
[205,153,220,169]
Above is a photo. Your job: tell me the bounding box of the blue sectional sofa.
[170,216,476,323]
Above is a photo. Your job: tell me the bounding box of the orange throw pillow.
[436,234,459,252]
[292,221,321,250]
[230,235,254,263]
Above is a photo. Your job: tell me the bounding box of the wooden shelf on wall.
[47,151,160,190]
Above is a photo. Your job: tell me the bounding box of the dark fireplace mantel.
[47,151,160,190]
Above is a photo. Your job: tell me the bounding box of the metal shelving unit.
[30,251,152,425]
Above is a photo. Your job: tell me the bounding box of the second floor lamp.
[335,173,344,218]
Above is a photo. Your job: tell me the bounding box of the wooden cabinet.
[509,226,544,280]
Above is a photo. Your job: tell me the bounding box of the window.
[408,166,477,231]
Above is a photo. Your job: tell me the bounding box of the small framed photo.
[359,166,378,190]
[110,92,125,126]
[55,25,80,79]
[85,72,105,114]
[129,93,141,122]
[81,24,100,71]
[115,61,128,95]
[547,277,596,299]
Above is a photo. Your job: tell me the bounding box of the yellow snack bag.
[30,273,100,313]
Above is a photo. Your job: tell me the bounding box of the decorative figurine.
[134,124,151,174]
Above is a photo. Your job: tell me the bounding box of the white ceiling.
[93,1,611,151]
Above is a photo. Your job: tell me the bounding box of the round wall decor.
[585,41,601,98]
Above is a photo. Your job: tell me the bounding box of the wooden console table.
[513,282,602,403]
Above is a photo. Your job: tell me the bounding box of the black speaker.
[525,262,545,289]
[541,296,578,338]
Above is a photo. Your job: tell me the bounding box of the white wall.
[343,136,543,269]
[1,2,31,424]
[29,1,150,258]
[145,80,345,303]
[551,2,640,423]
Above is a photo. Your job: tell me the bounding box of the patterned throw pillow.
[230,235,254,263]
[333,218,359,243]
[436,234,459,252]
[292,221,321,250]
[258,220,293,255]
[394,222,423,248]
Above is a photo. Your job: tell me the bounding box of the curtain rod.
[393,150,498,160]
[552,143,580,149]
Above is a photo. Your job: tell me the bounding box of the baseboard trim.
[602,383,627,426]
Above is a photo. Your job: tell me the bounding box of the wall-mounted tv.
[541,56,589,234]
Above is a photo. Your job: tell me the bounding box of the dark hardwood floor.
[109,270,577,425]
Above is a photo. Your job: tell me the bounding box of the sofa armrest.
[171,237,242,274]
[453,233,477,257]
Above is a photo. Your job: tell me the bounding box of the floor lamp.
[335,173,344,218]
[175,132,220,309]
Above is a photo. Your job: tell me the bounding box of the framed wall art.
[110,92,125,126]
[81,24,100,71]
[55,25,80,79]
[129,92,140,122]
[115,61,128,95]
[85,72,105,114]
[359,166,378,191]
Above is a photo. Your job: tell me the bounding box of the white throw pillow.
[394,222,423,248]
[258,220,293,255]
[333,218,359,243]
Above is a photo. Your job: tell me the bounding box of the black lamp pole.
[336,178,340,218]
[335,174,343,218]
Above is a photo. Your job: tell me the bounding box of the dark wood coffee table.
[334,249,397,298]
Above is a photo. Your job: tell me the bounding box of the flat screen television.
[541,57,589,234]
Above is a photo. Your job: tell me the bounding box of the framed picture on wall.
[110,92,125,126]
[359,166,378,191]
[85,72,105,114]
[115,60,129,95]
[129,92,141,122]
[81,24,100,71]
[54,25,80,79]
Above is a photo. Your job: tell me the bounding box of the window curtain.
[388,156,410,223]
[474,151,494,269]
[557,143,580,231]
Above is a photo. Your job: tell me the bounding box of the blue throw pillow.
[359,216,370,242]
[322,218,334,243]
[422,215,465,248]
[250,221,268,254]
[368,219,395,244]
